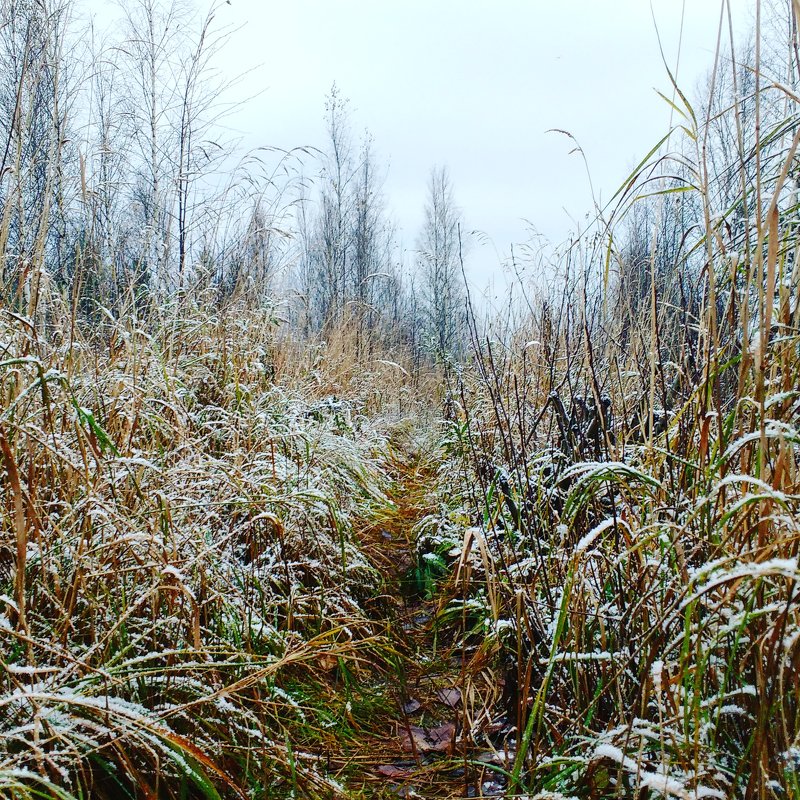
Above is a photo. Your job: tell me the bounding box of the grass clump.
[441,16,800,797]
[0,294,426,798]
[2,1,799,798]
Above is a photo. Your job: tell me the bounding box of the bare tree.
[417,165,465,360]
[314,84,355,328]
[172,5,234,287]
[0,0,80,319]
[114,0,239,294]
[297,85,404,347]
[117,0,189,291]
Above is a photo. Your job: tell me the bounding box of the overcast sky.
[88,0,755,289]
[207,1,754,288]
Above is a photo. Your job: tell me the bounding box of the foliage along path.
[289,440,515,800]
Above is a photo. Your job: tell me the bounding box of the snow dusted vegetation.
[1,1,799,798]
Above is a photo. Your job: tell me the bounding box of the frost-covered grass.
[445,376,800,795]
[438,32,800,800]
[1,4,797,798]
[0,295,430,798]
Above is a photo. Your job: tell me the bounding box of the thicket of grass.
[437,14,800,797]
[0,292,437,798]
[2,2,800,799]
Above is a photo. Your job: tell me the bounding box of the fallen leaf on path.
[399,722,456,754]
[375,764,414,778]
[317,652,338,671]
[436,687,461,707]
[426,722,456,751]
[401,698,421,714]
[399,724,429,753]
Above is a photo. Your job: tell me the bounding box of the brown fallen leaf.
[399,722,456,754]
[436,687,461,708]
[426,722,456,752]
[375,764,414,778]
[317,653,338,671]
[401,698,421,714]
[399,724,429,753]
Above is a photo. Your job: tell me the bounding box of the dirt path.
[326,445,514,799]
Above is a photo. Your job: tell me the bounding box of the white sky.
[85,0,755,289]
[210,0,753,288]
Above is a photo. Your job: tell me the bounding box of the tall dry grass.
[0,289,433,798]
[441,8,800,797]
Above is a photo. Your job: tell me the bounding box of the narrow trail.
[325,443,514,800]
